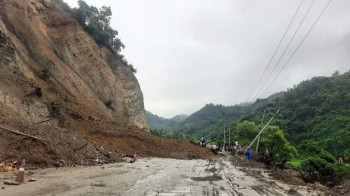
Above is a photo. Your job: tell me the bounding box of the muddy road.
[1,157,321,196]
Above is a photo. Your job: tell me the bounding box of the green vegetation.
[168,71,350,161]
[54,0,137,73]
[41,67,52,81]
[259,126,297,164]
[236,121,259,145]
[287,159,302,169]
[150,129,168,137]
[299,141,336,163]
[174,103,247,142]
[149,129,189,140]
[148,71,350,182]
[300,158,350,182]
[246,71,350,161]
[72,0,124,53]
[146,111,187,133]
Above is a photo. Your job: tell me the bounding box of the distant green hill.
[170,114,188,122]
[172,71,350,159]
[145,111,187,132]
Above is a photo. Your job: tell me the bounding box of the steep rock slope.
[0,0,147,129]
[0,0,217,167]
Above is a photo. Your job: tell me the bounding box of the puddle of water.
[205,167,218,173]
[191,175,223,182]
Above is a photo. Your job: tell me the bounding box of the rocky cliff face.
[0,0,148,130]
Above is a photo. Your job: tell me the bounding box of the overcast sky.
[65,0,350,118]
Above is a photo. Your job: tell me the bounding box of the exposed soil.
[0,100,216,170]
[0,103,121,169]
[71,120,216,159]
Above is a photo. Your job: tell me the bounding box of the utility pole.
[248,109,279,150]
[223,125,226,152]
[229,127,231,149]
[256,110,266,152]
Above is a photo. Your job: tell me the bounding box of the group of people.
[227,141,241,153]
[199,137,346,164]
[245,147,270,160]
[198,137,269,161]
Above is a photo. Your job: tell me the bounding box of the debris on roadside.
[0,163,16,172]
[3,181,20,185]
[28,178,37,182]
[122,154,137,163]
[91,182,106,187]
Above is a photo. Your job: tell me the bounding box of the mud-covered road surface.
[1,157,322,196]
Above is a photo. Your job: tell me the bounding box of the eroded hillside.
[0,0,215,167]
[0,0,148,129]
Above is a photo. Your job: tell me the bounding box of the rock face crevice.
[0,0,148,130]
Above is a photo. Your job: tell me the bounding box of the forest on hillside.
[149,71,350,161]
[148,71,350,182]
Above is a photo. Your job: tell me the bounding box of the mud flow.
[0,157,323,196]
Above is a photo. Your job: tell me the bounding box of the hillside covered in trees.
[150,71,350,161]
[146,111,186,132]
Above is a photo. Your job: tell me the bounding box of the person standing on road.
[235,141,239,148]
[200,136,204,146]
[264,148,269,157]
[246,148,252,160]
[263,148,270,162]
[202,138,206,147]
[200,136,206,147]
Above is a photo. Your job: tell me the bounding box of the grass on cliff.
[54,0,137,73]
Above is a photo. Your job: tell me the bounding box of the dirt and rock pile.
[0,0,216,169]
[0,101,215,169]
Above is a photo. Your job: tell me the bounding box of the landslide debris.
[0,0,216,169]
[0,102,215,169]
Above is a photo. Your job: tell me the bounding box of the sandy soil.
[0,157,323,196]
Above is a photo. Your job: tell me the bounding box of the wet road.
[1,157,320,196]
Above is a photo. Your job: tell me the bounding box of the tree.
[72,0,125,53]
[299,140,335,163]
[236,121,259,144]
[260,126,297,165]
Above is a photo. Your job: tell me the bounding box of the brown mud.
[0,101,216,169]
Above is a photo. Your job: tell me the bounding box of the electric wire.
[252,0,316,101]
[245,0,305,103]
[259,0,332,98]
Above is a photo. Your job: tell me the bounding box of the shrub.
[333,163,350,179]
[54,0,136,70]
[71,0,125,54]
[301,158,331,179]
[41,67,52,81]
[260,126,297,164]
[300,157,350,183]
[320,151,336,164]
[299,140,336,163]
[129,64,137,73]
[105,100,114,110]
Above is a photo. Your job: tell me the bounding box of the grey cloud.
[65,0,350,118]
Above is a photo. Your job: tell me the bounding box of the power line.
[252,0,316,101]
[245,0,305,103]
[259,0,332,98]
